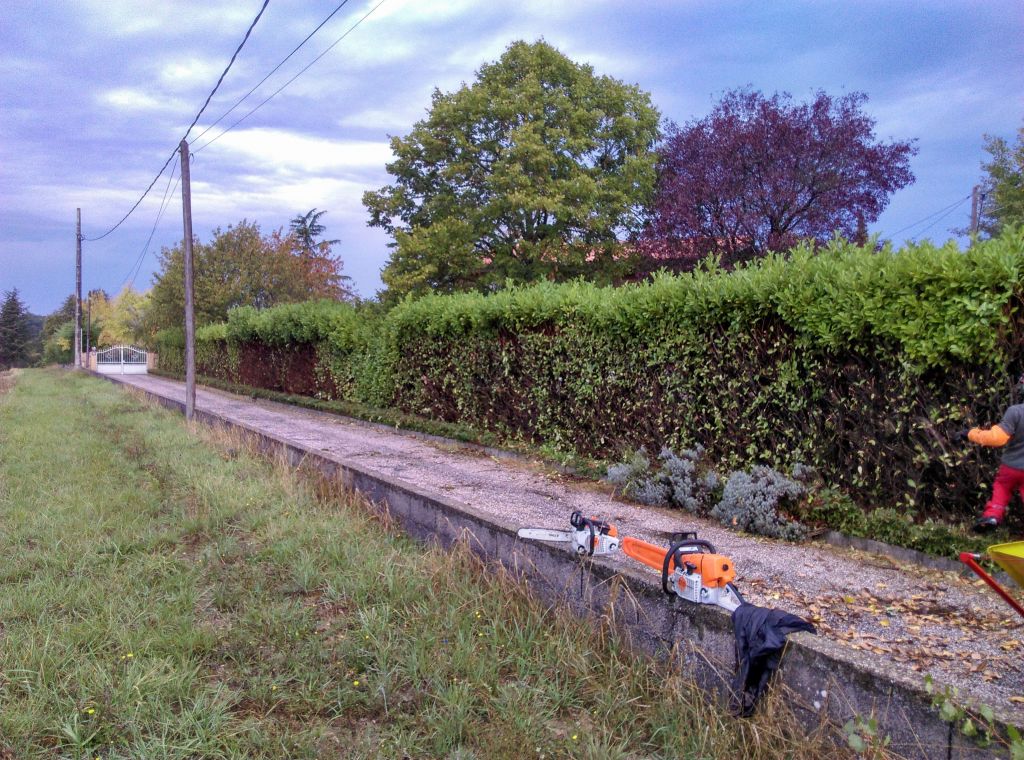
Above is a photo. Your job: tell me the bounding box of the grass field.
[0,370,844,759]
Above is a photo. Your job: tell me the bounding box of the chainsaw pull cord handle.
[661,537,716,595]
[570,511,609,557]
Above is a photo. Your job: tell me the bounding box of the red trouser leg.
[983,464,1024,521]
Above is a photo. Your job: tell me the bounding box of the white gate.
[96,345,148,375]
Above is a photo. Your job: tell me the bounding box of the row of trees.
[364,40,1022,302]
[37,288,151,364]
[363,40,919,301]
[6,208,350,367]
[24,40,1022,357]
[144,213,351,335]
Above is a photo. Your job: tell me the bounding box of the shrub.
[863,507,914,546]
[149,227,1024,532]
[606,448,670,506]
[796,487,868,536]
[659,445,719,515]
[606,448,651,488]
[711,467,809,541]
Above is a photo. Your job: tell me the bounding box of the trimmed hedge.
[152,229,1024,522]
[154,301,395,406]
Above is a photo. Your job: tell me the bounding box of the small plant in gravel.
[863,507,914,546]
[710,466,809,541]
[607,446,720,511]
[606,448,667,505]
[658,445,720,515]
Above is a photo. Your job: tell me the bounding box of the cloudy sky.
[1,0,1021,314]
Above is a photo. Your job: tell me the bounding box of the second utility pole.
[179,139,196,421]
[75,208,82,368]
[970,184,980,236]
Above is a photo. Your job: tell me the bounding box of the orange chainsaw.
[622,531,744,612]
[517,511,620,556]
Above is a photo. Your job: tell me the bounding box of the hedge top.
[156,228,1024,371]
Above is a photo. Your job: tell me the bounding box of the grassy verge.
[0,370,847,759]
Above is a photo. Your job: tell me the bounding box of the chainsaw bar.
[517,529,573,542]
[518,514,621,556]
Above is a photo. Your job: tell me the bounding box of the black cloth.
[731,603,815,716]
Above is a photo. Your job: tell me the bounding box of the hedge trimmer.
[517,511,620,556]
[622,531,744,612]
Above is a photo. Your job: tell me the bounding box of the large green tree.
[0,289,33,369]
[975,122,1024,238]
[363,40,661,301]
[145,220,349,336]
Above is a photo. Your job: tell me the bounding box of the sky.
[0,0,1021,315]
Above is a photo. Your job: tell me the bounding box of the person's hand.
[953,429,970,443]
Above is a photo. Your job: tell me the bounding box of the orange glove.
[968,425,1011,447]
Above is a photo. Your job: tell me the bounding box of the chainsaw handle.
[669,538,717,555]
[570,511,608,557]
[661,537,719,594]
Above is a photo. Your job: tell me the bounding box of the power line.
[911,196,971,242]
[883,194,970,241]
[195,0,388,154]
[82,150,179,242]
[182,0,270,143]
[84,0,270,242]
[192,0,354,146]
[120,161,181,291]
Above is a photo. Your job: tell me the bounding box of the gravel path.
[114,374,1024,717]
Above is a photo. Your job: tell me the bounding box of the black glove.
[953,429,970,443]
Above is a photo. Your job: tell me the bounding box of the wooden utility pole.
[970,184,980,236]
[179,139,196,421]
[75,208,82,368]
[85,297,91,364]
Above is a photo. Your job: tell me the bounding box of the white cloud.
[364,0,480,26]
[198,127,393,176]
[872,72,1012,143]
[102,87,175,112]
[78,0,256,37]
[159,59,225,90]
[337,105,425,131]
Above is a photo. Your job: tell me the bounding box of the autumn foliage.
[144,220,349,338]
[647,89,917,262]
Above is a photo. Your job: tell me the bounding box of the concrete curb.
[822,531,1014,587]
[104,373,1017,759]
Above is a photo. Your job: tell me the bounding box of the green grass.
[0,369,845,759]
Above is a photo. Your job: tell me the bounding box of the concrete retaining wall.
[108,375,1014,759]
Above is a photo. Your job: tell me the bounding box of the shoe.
[973,516,1000,533]
[973,503,1007,533]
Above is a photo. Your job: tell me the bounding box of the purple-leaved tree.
[647,89,917,264]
